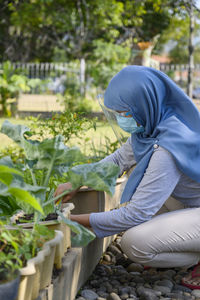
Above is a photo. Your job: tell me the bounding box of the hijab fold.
[104,66,200,204]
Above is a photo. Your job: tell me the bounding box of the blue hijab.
[104,65,200,204]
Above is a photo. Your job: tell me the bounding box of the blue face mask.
[116,115,144,134]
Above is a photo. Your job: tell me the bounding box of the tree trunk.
[187,2,195,98]
[1,96,8,116]
[80,57,86,96]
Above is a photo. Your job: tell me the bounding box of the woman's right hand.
[54,182,80,204]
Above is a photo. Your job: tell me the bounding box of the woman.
[55,66,200,289]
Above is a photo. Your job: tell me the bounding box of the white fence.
[1,61,200,95]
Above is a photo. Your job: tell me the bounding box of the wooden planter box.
[36,177,127,300]
[69,177,126,214]
[16,203,74,253]
[17,230,63,300]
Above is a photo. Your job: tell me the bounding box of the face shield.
[97,94,130,145]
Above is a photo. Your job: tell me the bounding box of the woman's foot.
[182,263,200,289]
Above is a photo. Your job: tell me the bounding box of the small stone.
[104,282,113,293]
[144,283,152,289]
[137,286,159,299]
[111,256,117,264]
[173,274,183,284]
[131,275,145,284]
[155,279,173,290]
[107,292,121,300]
[111,279,120,286]
[129,287,136,293]
[114,242,123,252]
[96,291,108,298]
[129,296,138,300]
[108,245,122,255]
[115,238,121,244]
[97,298,106,300]
[153,285,171,294]
[162,270,176,278]
[81,289,99,300]
[129,271,141,276]
[98,286,107,292]
[148,269,158,276]
[172,283,192,293]
[147,275,161,284]
[121,293,129,299]
[112,288,119,294]
[165,292,184,299]
[183,296,195,300]
[90,280,99,288]
[183,292,191,296]
[119,287,130,294]
[116,268,127,276]
[103,254,112,262]
[129,282,136,287]
[192,289,200,297]
[76,297,86,300]
[119,277,128,283]
[127,263,143,273]
[103,265,113,275]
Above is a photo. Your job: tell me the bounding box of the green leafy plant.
[58,92,96,114]
[0,146,25,166]
[1,120,120,246]
[0,61,41,116]
[27,111,96,144]
[0,222,54,282]
[0,159,43,219]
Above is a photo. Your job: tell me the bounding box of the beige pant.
[121,197,200,268]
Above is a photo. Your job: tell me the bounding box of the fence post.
[80,58,85,96]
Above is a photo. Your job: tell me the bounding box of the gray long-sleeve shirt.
[89,138,200,238]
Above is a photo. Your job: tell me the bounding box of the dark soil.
[16,212,58,224]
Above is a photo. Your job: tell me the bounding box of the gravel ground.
[75,234,199,300]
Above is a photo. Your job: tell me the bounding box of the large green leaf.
[0,159,44,216]
[0,158,46,201]
[32,137,85,170]
[1,120,31,147]
[0,165,23,186]
[1,121,85,171]
[7,187,44,215]
[0,156,16,168]
[57,210,95,247]
[68,161,120,195]
[0,196,20,217]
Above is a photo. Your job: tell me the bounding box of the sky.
[196,0,200,9]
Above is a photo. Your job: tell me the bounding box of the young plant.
[1,120,120,246]
[0,222,54,282]
[0,159,43,220]
[27,111,96,144]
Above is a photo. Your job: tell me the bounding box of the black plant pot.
[0,273,20,300]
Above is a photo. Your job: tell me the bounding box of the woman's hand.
[54,182,80,204]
